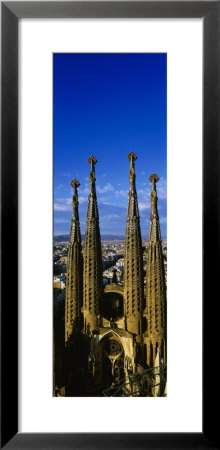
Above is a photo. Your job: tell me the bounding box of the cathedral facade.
[64,153,167,397]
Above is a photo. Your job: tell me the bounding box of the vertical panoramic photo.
[53,53,167,397]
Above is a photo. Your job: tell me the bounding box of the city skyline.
[54,53,167,238]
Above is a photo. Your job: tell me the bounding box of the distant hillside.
[53,234,152,242]
[54,234,126,242]
[54,234,69,242]
[101,235,125,241]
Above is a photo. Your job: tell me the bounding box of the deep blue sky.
[54,53,167,238]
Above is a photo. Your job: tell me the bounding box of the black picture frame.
[1,1,220,449]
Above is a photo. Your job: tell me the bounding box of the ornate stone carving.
[63,157,167,396]
[145,174,167,367]
[65,179,83,342]
[83,155,103,334]
[124,152,144,341]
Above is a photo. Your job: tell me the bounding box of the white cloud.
[78,196,88,204]
[97,182,114,194]
[102,213,120,219]
[54,197,72,211]
[137,189,151,211]
[115,189,128,198]
[99,196,111,203]
[54,203,71,212]
[55,197,72,203]
[139,202,151,211]
[138,188,150,195]
[157,183,167,200]
[81,187,90,195]
[54,218,70,224]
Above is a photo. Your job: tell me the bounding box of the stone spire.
[124,152,144,340]
[83,156,103,335]
[65,179,83,343]
[145,174,166,367]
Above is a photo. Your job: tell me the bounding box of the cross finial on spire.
[149,173,159,193]
[88,155,98,166]
[128,152,137,185]
[71,179,80,190]
[70,179,80,205]
[88,155,97,184]
[149,173,159,185]
[149,174,159,208]
[128,151,137,166]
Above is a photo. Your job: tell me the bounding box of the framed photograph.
[1,1,220,449]
[53,52,167,400]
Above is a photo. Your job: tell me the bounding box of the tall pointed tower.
[83,156,103,335]
[124,152,144,341]
[145,174,166,367]
[65,179,83,343]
